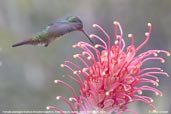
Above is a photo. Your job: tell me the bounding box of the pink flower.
[47,21,170,114]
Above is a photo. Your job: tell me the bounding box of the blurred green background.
[0,0,171,114]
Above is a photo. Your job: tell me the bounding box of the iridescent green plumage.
[12,16,93,47]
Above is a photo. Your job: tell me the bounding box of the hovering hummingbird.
[12,16,93,47]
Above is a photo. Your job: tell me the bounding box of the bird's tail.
[12,39,33,47]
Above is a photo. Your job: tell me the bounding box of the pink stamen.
[139,78,158,85]
[93,24,110,49]
[46,106,65,114]
[54,80,78,98]
[67,75,80,85]
[142,57,165,63]
[61,63,83,84]
[138,86,162,96]
[128,34,135,46]
[90,34,107,49]
[136,23,152,52]
[74,54,89,68]
[56,96,76,113]
[65,61,87,79]
[140,67,162,73]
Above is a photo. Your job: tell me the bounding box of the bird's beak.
[81,29,94,45]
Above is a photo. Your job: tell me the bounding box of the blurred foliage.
[0,0,171,114]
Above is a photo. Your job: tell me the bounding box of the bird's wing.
[48,23,83,37]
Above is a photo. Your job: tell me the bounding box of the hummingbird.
[12,16,93,47]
